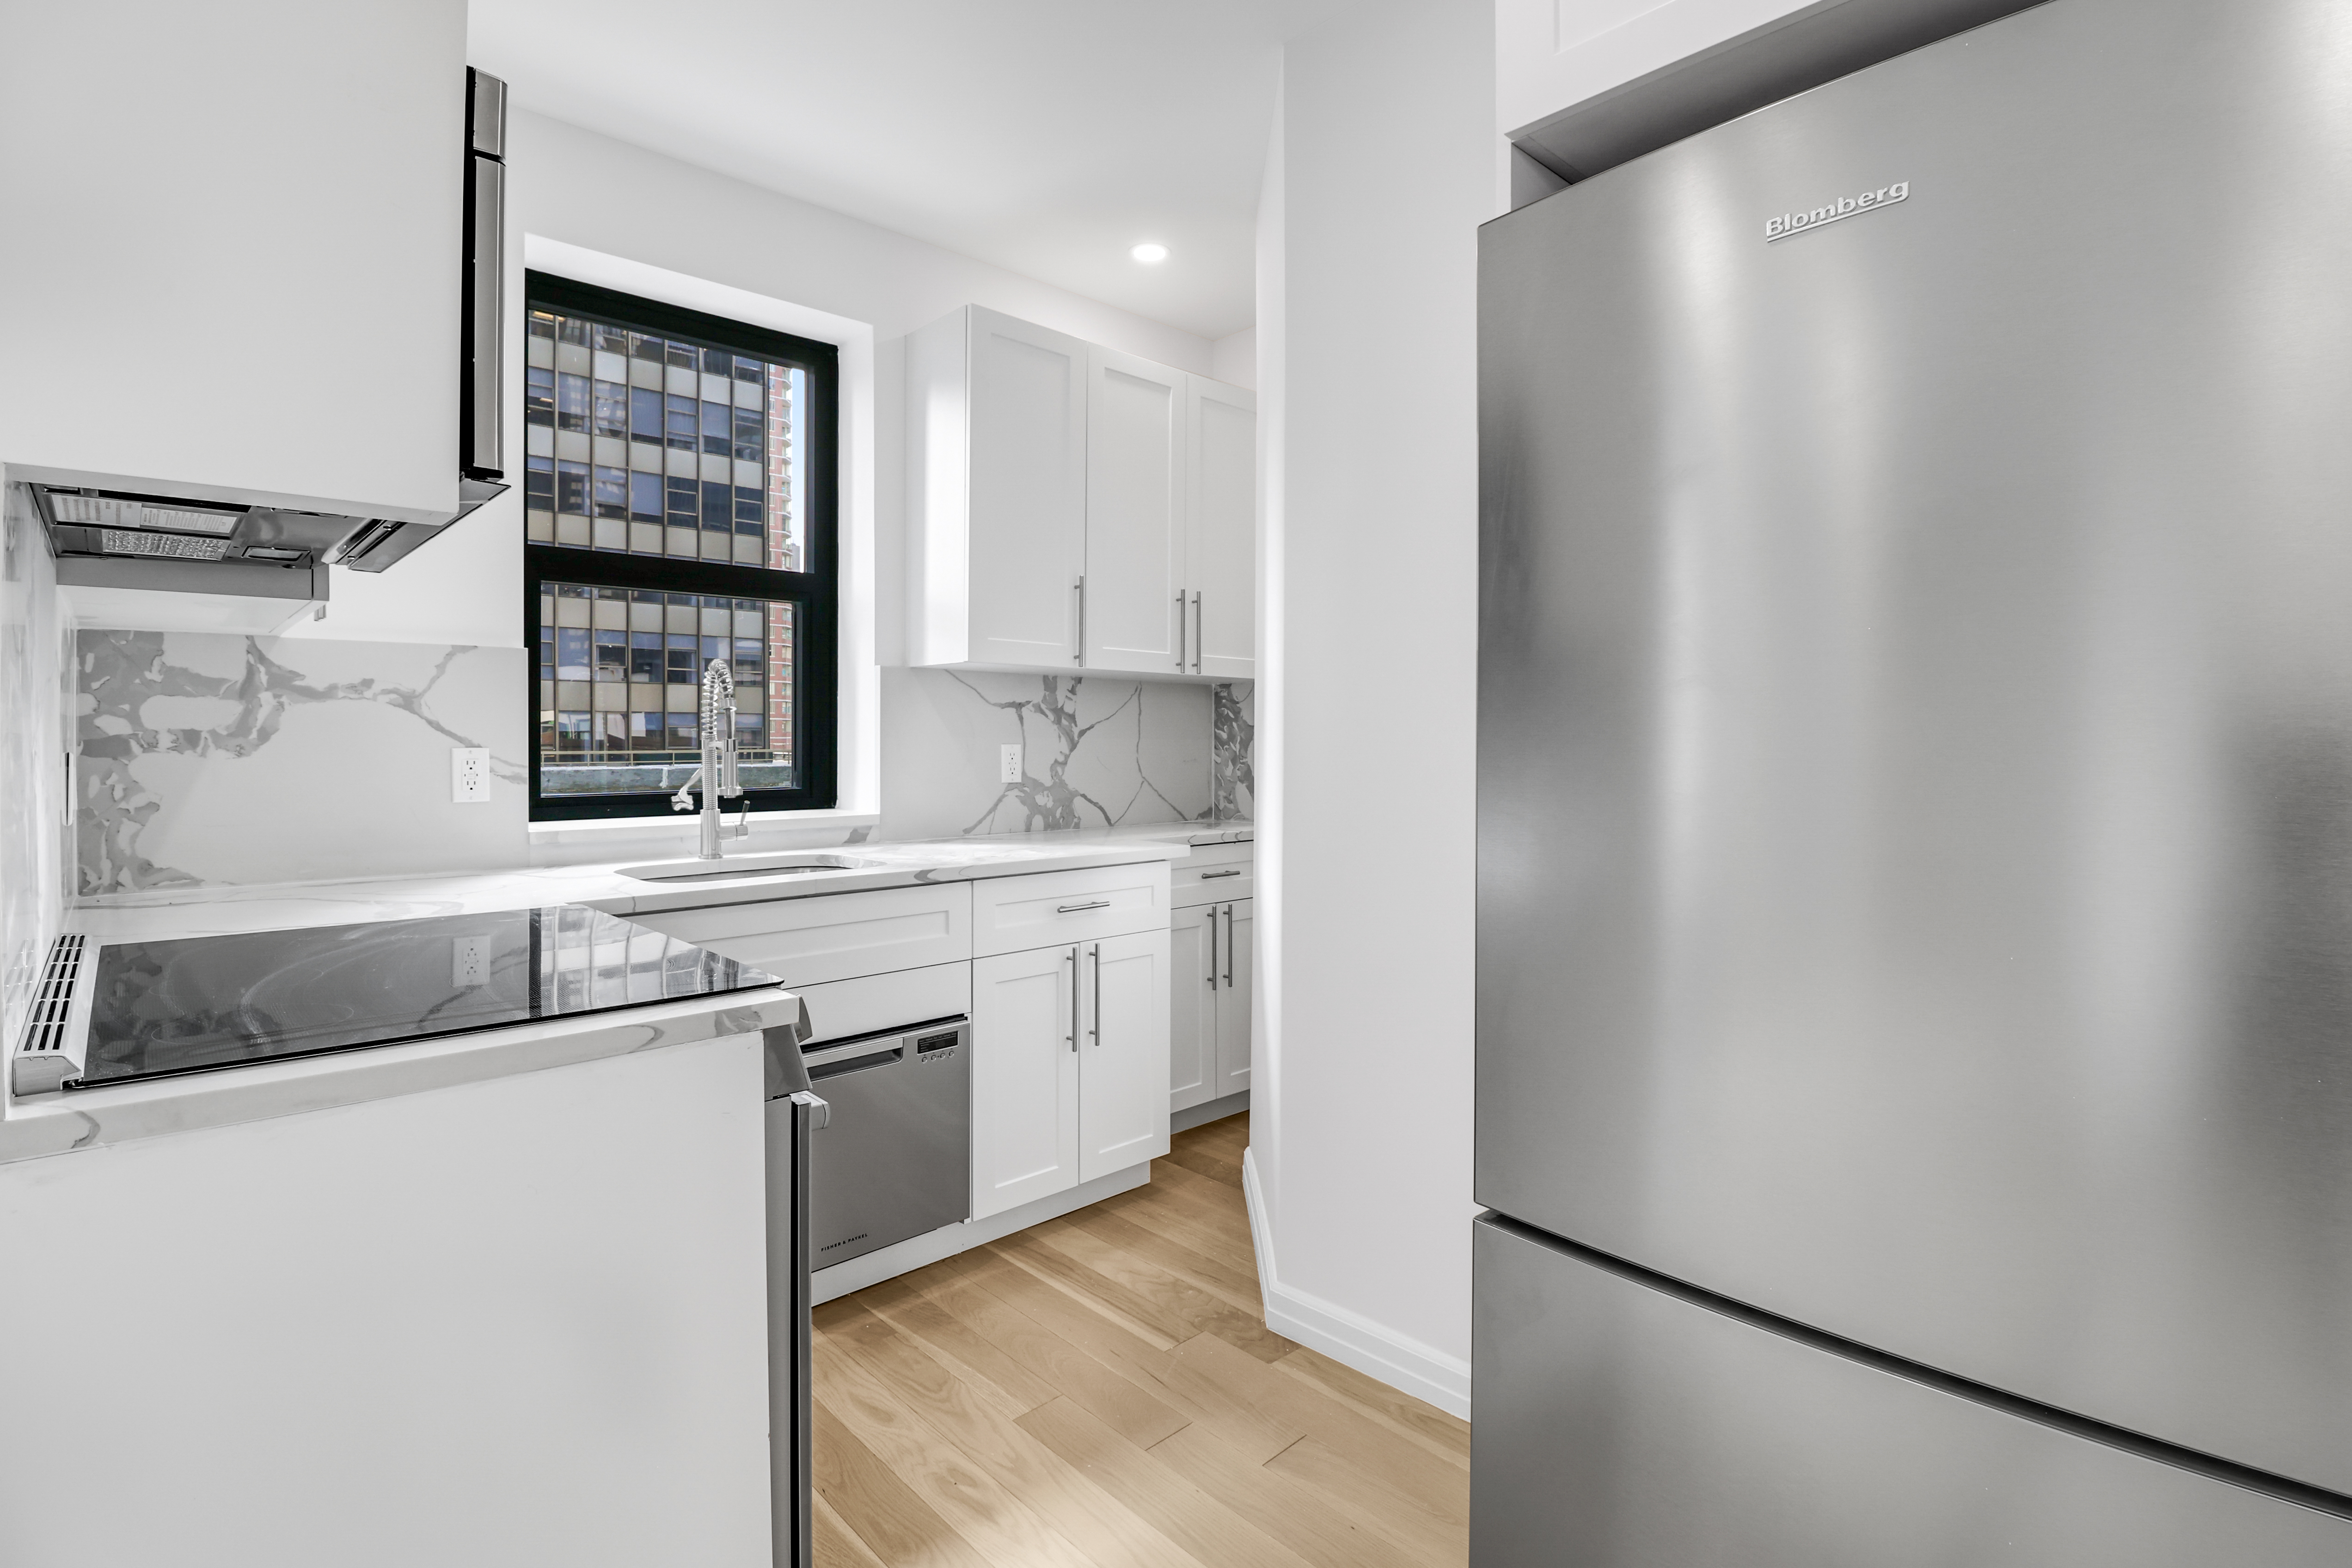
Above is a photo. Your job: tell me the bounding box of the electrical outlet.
[452,936,488,989]
[999,744,1023,784]
[451,747,491,803]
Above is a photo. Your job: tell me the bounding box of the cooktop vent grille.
[12,933,86,1096]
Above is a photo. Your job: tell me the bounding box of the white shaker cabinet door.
[1079,928,1174,1183]
[968,309,1088,668]
[971,944,1083,1220]
[1169,904,1218,1114]
[1214,899,1254,1100]
[1185,375,1256,680]
[1084,346,1187,674]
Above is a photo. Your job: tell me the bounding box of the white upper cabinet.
[905,306,1254,680]
[0,0,466,520]
[908,306,1088,669]
[1184,376,1257,680]
[1084,349,1186,674]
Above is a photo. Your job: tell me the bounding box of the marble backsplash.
[0,482,72,1045]
[67,629,1250,894]
[1210,680,1255,822]
[877,667,1250,841]
[76,631,529,896]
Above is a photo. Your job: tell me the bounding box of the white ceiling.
[471,0,1356,342]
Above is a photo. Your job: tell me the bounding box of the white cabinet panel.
[788,961,971,1047]
[1214,900,1254,1099]
[0,0,465,519]
[1172,844,1254,907]
[0,1036,771,1566]
[971,944,1083,1219]
[1079,929,1173,1182]
[1185,376,1257,679]
[1170,905,1217,1113]
[1085,348,1186,674]
[626,884,971,988]
[907,306,1087,669]
[970,861,1170,956]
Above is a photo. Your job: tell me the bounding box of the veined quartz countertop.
[68,821,1252,945]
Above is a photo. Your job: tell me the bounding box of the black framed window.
[524,272,837,820]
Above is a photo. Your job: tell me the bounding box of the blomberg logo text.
[1765,181,1909,241]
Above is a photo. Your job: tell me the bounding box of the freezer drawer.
[1471,1217,2352,1567]
[1476,0,2352,1494]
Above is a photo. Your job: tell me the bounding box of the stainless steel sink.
[621,853,876,883]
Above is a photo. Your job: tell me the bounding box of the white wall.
[1213,328,1260,392]
[1498,0,1816,136]
[1249,0,1493,1419]
[0,0,464,522]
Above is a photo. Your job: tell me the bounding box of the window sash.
[522,272,839,822]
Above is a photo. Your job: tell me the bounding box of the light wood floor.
[811,1112,1472,1567]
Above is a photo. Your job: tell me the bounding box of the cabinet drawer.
[972,861,1171,956]
[1172,845,1253,907]
[628,884,971,987]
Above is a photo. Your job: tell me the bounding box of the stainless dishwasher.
[802,1017,971,1270]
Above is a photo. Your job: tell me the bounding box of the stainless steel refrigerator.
[1475,0,2352,1560]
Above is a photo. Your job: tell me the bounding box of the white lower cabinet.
[1171,898,1252,1113]
[971,944,1083,1219]
[1214,900,1253,1100]
[1170,905,1216,1111]
[1078,930,1174,1180]
[973,931,1170,1220]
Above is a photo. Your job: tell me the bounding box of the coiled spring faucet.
[671,657,747,858]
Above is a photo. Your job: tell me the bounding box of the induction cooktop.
[71,905,779,1090]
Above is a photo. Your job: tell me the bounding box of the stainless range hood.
[33,67,509,605]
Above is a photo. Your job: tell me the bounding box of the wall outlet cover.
[451,747,492,803]
[452,936,488,989]
[999,744,1023,784]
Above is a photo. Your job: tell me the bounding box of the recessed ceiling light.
[1131,243,1169,263]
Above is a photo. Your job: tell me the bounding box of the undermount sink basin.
[622,852,877,884]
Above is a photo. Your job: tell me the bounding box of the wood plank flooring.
[812,1112,1472,1567]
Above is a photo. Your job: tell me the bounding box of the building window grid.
[537,582,797,789]
[525,309,807,571]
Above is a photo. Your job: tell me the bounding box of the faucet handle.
[734,799,753,839]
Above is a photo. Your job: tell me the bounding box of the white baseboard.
[811,1162,1151,1305]
[1241,1147,1473,1421]
[1171,1089,1249,1133]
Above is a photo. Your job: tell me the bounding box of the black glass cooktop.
[75,906,779,1090]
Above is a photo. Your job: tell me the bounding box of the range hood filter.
[99,529,231,560]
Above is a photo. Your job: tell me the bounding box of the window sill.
[528,807,879,839]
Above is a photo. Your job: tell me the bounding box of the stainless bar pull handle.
[1067,947,1079,1052]
[1192,591,1203,673]
[1222,904,1234,988]
[1200,868,1241,879]
[1206,908,1219,984]
[1057,900,1110,913]
[1176,588,1187,670]
[1090,943,1102,1044]
[1073,575,1086,664]
[463,153,505,478]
